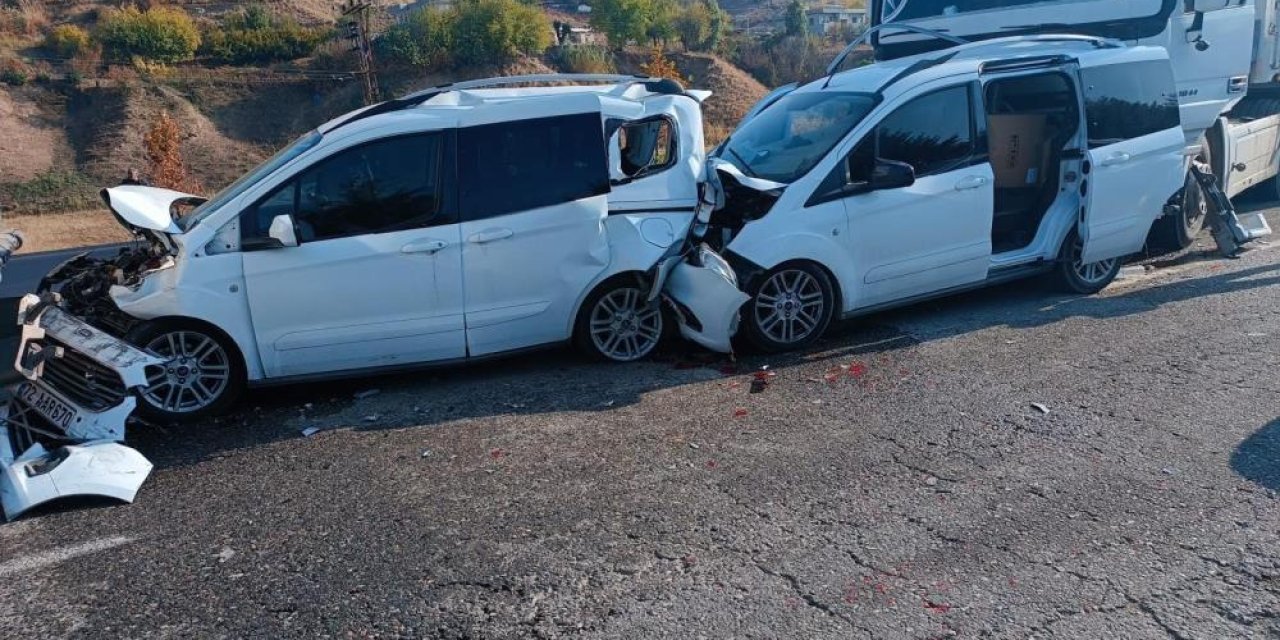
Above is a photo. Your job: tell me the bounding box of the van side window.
[241,133,449,245]
[1082,61,1180,148]
[458,113,610,221]
[837,85,973,187]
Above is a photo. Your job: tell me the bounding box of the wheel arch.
[566,270,650,340]
[728,234,852,314]
[128,315,250,384]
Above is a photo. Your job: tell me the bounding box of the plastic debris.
[733,408,748,418]
[354,389,381,400]
[688,442,700,450]
[300,427,322,437]
[1031,402,1050,415]
[362,414,380,423]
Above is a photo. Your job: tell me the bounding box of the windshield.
[180,130,323,231]
[882,0,1167,23]
[721,92,877,184]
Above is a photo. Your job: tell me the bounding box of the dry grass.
[6,210,131,253]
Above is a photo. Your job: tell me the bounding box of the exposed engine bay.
[36,237,173,337]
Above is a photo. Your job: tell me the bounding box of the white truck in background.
[870,0,1278,251]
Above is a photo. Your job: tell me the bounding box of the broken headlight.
[697,244,738,287]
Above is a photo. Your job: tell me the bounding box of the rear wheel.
[575,278,665,363]
[742,262,836,353]
[129,321,245,424]
[1052,231,1121,295]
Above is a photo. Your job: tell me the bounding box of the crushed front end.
[0,293,161,521]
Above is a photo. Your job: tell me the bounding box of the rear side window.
[1082,61,1180,148]
[242,133,450,245]
[458,113,609,221]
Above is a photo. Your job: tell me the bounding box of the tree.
[144,111,202,194]
[645,0,679,45]
[784,0,808,37]
[452,0,552,67]
[640,46,685,83]
[591,0,651,48]
[704,0,728,52]
[674,2,711,51]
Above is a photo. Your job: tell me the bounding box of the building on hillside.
[553,21,603,45]
[806,6,868,36]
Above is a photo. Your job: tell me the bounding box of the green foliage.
[202,5,330,65]
[731,33,827,86]
[95,6,201,64]
[644,0,678,44]
[0,171,99,214]
[452,0,552,67]
[675,0,728,51]
[591,0,650,48]
[379,0,551,69]
[45,24,92,59]
[0,58,28,85]
[555,45,615,74]
[378,7,455,67]
[784,0,808,37]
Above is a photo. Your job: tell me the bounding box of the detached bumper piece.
[662,246,750,353]
[1,294,162,521]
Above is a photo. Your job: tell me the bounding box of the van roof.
[818,35,1127,96]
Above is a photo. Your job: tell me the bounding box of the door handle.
[401,239,449,255]
[467,228,514,244]
[954,175,991,191]
[1099,152,1132,167]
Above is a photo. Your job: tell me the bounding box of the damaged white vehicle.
[1,75,744,518]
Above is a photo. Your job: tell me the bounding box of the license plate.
[16,383,77,432]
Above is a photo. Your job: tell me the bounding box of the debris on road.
[750,367,776,393]
[354,389,381,400]
[733,408,748,418]
[1031,402,1051,415]
[300,427,322,437]
[362,415,380,423]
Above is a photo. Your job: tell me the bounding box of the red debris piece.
[848,361,868,378]
[682,555,698,568]
[923,600,953,615]
[489,448,506,460]
[705,460,718,469]
[733,408,748,418]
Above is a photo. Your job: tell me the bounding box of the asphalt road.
[1,219,1278,638]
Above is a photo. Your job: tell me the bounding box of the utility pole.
[341,0,381,105]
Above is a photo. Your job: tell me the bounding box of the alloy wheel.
[142,331,232,414]
[589,287,663,362]
[754,269,826,345]
[1070,238,1118,286]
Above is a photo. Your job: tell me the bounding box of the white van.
[703,36,1187,351]
[9,76,743,426]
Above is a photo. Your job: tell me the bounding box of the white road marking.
[0,535,135,578]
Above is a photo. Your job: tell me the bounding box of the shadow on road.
[1233,418,1280,492]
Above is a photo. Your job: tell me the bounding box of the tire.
[574,277,665,363]
[1149,138,1211,252]
[741,262,836,353]
[1051,230,1121,295]
[127,320,246,424]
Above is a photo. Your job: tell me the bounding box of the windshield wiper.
[725,147,759,178]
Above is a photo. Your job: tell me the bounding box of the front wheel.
[129,322,246,424]
[1150,140,1211,252]
[1052,231,1121,295]
[741,262,836,353]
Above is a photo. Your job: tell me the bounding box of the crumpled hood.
[101,185,206,235]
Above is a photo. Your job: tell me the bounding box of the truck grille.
[36,338,129,412]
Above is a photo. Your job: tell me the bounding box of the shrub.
[380,0,551,69]
[0,58,29,86]
[202,5,331,65]
[451,0,552,67]
[639,46,684,83]
[377,6,456,68]
[554,45,615,74]
[96,6,201,64]
[45,24,91,59]
[0,1,47,37]
[0,171,99,214]
[144,111,202,193]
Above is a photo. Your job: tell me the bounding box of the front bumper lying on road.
[0,294,161,521]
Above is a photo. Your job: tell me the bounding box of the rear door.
[457,95,613,356]
[1077,49,1185,263]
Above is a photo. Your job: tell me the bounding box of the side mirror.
[268,214,299,248]
[868,159,916,191]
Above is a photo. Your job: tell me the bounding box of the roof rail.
[979,54,1075,74]
[825,23,968,85]
[326,73,682,133]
